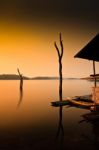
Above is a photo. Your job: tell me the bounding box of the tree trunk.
[59,58,62,101]
[54,33,64,101]
[17,68,23,90]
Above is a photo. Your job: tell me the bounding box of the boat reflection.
[80,111,99,150]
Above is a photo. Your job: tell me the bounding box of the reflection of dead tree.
[57,106,64,137]
[17,68,23,90]
[56,106,64,150]
[17,87,23,107]
[54,33,64,101]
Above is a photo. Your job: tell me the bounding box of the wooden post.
[93,61,96,87]
[54,33,64,101]
[92,61,97,109]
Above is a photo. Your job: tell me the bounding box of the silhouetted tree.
[17,68,23,90]
[54,33,64,101]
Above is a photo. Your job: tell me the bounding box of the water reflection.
[80,111,99,150]
[56,106,64,137]
[17,88,23,107]
[0,80,97,149]
[56,106,64,150]
[55,74,64,149]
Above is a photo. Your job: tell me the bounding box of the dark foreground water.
[0,80,98,150]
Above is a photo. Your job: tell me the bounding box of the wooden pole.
[92,61,97,110]
[93,61,96,87]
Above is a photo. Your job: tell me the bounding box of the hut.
[74,33,99,104]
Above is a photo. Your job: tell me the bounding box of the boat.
[66,97,94,108]
[51,100,70,107]
[51,95,93,107]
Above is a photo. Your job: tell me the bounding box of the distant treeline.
[0,74,79,80]
[0,74,29,80]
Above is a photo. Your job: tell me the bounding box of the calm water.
[0,80,98,150]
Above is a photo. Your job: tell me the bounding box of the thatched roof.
[74,33,99,62]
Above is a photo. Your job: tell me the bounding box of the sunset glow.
[0,1,99,150]
[0,18,98,78]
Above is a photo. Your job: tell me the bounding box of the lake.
[0,79,98,150]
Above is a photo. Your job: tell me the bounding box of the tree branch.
[54,42,61,58]
[17,68,21,76]
[59,33,63,58]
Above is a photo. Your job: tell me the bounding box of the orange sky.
[0,20,98,78]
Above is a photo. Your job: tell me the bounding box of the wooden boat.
[51,100,70,107]
[66,97,94,108]
[51,95,93,108]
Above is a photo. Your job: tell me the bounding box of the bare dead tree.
[54,33,64,101]
[17,68,23,90]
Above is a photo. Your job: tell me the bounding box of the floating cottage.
[74,33,99,105]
